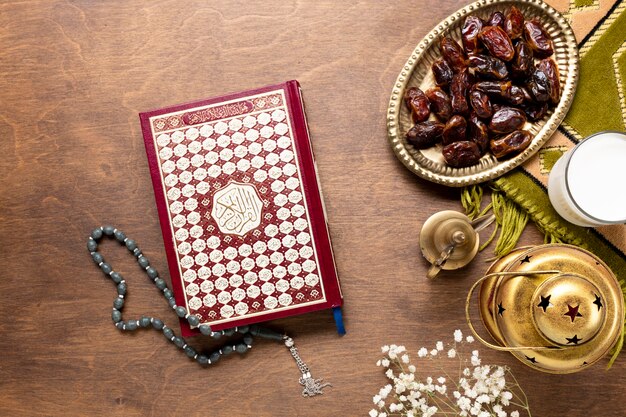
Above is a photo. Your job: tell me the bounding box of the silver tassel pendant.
[284,336,332,397]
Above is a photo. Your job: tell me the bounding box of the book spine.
[285,80,343,307]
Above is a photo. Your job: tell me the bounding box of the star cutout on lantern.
[520,255,532,264]
[537,295,552,312]
[497,302,506,316]
[564,304,583,322]
[593,294,603,311]
[525,355,537,363]
[566,334,582,345]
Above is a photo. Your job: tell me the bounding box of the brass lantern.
[467,244,624,373]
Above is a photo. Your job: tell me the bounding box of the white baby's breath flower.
[436,341,444,351]
[378,413,387,417]
[372,394,381,404]
[501,391,513,406]
[381,345,389,353]
[448,348,456,358]
[381,358,390,367]
[418,347,428,357]
[369,409,378,417]
[466,335,475,343]
[430,349,438,356]
[401,354,410,364]
[437,376,446,384]
[385,369,394,379]
[408,364,416,373]
[511,411,520,417]
[454,329,463,342]
[478,411,490,417]
[471,354,481,366]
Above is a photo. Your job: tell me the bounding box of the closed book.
[140,81,343,336]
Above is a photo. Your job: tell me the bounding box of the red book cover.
[140,81,342,336]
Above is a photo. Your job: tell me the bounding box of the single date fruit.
[404,87,431,122]
[520,102,548,121]
[527,67,551,102]
[469,54,508,79]
[462,16,483,53]
[426,87,453,122]
[524,19,554,58]
[489,107,527,134]
[469,88,493,119]
[511,40,534,79]
[440,36,468,72]
[406,121,445,148]
[487,11,505,28]
[443,115,467,145]
[479,26,515,61]
[537,58,560,104]
[450,70,470,115]
[432,59,454,86]
[468,113,490,154]
[490,130,532,158]
[504,6,525,40]
[443,141,482,167]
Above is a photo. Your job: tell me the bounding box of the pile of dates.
[405,6,560,168]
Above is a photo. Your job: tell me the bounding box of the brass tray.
[386,0,579,187]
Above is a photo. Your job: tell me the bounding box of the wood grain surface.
[0,1,624,416]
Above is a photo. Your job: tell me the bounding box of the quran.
[140,81,343,336]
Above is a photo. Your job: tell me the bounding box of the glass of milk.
[548,131,626,227]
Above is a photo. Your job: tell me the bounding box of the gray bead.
[100,263,112,275]
[196,355,209,365]
[91,228,103,240]
[91,252,103,264]
[222,345,233,355]
[172,336,185,348]
[87,239,98,252]
[126,320,138,331]
[117,282,127,296]
[184,346,196,358]
[163,289,173,299]
[111,309,122,323]
[114,229,126,242]
[210,331,222,340]
[115,322,124,330]
[138,256,149,268]
[133,248,142,258]
[243,334,253,345]
[140,317,151,327]
[168,298,177,308]
[235,343,248,354]
[155,278,166,290]
[110,272,123,284]
[113,298,124,310]
[199,324,212,335]
[187,315,200,327]
[163,327,174,339]
[125,239,137,251]
[237,325,249,334]
[103,225,115,236]
[175,306,186,318]
[223,328,235,337]
[152,318,164,330]
[209,352,221,363]
[146,267,158,279]
[249,325,260,336]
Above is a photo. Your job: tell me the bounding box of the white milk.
[548,131,626,227]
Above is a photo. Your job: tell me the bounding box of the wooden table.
[1,1,624,416]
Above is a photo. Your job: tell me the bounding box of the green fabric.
[574,0,596,7]
[563,6,626,136]
[540,147,566,172]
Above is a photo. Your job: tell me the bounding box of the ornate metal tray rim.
[386,0,579,187]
